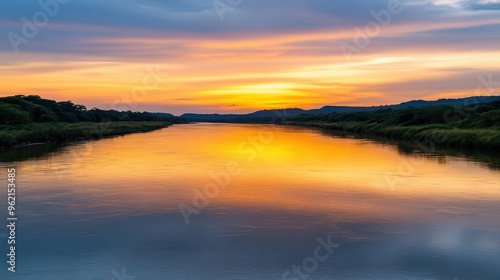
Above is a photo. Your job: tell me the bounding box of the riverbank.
[287,121,500,151]
[0,121,171,149]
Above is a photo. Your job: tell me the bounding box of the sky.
[1,0,500,114]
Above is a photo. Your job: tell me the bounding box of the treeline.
[0,122,171,148]
[291,101,500,129]
[0,95,186,124]
[287,101,500,151]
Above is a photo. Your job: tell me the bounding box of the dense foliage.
[290,101,500,129]
[0,95,187,148]
[0,122,171,148]
[287,101,500,151]
[0,95,186,124]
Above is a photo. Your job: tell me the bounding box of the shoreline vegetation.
[2,94,499,152]
[0,122,172,149]
[284,101,500,151]
[183,98,500,152]
[287,121,500,151]
[0,95,185,149]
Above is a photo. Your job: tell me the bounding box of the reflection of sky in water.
[0,123,499,279]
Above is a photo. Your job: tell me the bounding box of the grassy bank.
[287,121,500,151]
[0,121,171,148]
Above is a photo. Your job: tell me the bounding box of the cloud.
[466,0,500,9]
[1,0,500,113]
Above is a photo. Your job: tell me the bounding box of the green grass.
[0,121,171,148]
[288,120,500,151]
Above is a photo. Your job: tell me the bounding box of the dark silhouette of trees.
[0,95,186,124]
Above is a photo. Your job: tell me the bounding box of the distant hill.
[181,96,500,122]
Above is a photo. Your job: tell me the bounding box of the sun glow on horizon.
[1,1,500,114]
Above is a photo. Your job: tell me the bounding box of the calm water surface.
[1,123,499,280]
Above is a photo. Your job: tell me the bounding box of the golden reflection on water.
[13,123,500,224]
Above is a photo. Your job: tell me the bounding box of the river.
[0,123,499,279]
